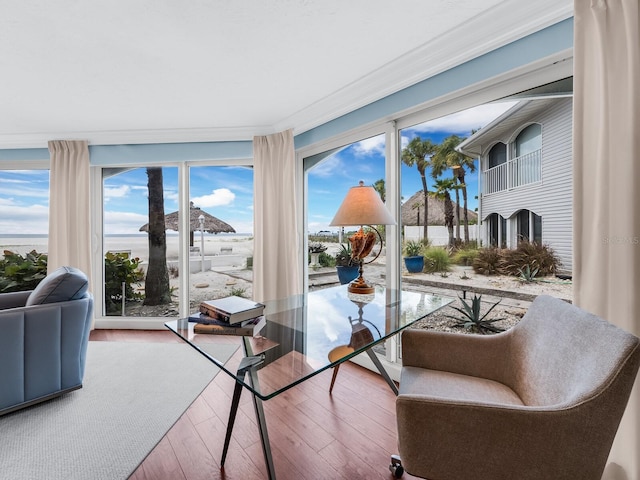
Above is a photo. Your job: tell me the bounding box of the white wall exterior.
[404,225,479,246]
[480,98,573,273]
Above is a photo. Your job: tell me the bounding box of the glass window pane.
[0,169,50,292]
[533,212,542,244]
[187,165,254,312]
[488,142,507,168]
[305,134,386,291]
[102,166,179,318]
[515,124,542,156]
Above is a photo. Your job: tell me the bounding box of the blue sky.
[0,101,515,236]
[307,101,516,233]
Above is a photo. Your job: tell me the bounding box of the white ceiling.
[0,0,572,148]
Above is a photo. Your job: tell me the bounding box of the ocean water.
[0,233,253,260]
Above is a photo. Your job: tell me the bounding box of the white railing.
[509,149,542,188]
[483,163,508,194]
[482,149,541,194]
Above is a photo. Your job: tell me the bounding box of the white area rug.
[0,341,237,480]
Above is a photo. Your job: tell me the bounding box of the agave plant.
[335,242,354,266]
[517,263,540,283]
[446,294,505,334]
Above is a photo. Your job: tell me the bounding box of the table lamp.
[329,180,396,294]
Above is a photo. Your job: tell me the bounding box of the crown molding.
[278,0,573,136]
[0,125,273,149]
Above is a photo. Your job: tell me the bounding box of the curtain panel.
[253,129,302,302]
[573,0,640,478]
[47,140,92,291]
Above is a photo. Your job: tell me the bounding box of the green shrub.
[472,247,503,275]
[104,252,145,314]
[423,247,451,273]
[229,286,247,297]
[318,251,335,267]
[403,239,424,257]
[500,242,559,276]
[452,248,479,266]
[0,249,48,293]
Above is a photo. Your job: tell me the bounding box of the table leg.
[366,348,399,395]
[242,338,277,480]
[221,379,244,467]
[220,351,274,477]
[246,368,276,479]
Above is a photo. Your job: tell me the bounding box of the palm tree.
[432,134,476,243]
[143,167,171,306]
[402,137,437,241]
[429,178,457,247]
[373,178,386,203]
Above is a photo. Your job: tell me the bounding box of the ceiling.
[0,0,572,148]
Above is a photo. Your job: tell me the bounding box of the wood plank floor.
[89,330,419,480]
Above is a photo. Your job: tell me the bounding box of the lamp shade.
[330,181,396,227]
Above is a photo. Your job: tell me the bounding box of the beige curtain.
[47,140,92,286]
[573,1,640,478]
[253,129,302,302]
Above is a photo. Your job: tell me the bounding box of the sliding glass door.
[187,164,254,313]
[102,166,180,318]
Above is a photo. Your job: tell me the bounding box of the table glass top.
[166,284,452,400]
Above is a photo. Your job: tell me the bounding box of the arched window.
[516,209,542,243]
[511,124,542,187]
[486,213,506,248]
[488,142,507,169]
[515,124,542,156]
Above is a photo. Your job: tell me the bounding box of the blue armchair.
[0,266,93,416]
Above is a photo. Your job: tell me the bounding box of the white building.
[457,97,573,273]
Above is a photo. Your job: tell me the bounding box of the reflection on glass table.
[165,284,452,480]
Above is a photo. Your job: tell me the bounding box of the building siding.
[481,98,573,273]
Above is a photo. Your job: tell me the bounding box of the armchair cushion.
[400,366,524,407]
[25,266,89,306]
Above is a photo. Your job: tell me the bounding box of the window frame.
[93,157,253,329]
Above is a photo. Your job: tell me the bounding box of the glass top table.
[166,284,452,479]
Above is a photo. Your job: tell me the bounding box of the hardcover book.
[193,315,266,337]
[199,296,265,325]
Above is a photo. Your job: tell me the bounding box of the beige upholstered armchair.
[394,295,640,480]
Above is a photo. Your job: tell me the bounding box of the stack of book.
[190,296,266,336]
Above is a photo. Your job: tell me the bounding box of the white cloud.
[103,210,149,235]
[309,154,345,178]
[164,190,179,204]
[406,102,517,136]
[104,185,131,199]
[192,188,235,208]
[352,135,385,156]
[0,204,50,234]
[0,185,50,199]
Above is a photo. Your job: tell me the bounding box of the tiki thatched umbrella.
[401,191,478,226]
[139,202,236,246]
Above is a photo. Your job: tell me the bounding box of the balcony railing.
[482,149,541,194]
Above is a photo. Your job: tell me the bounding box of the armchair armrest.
[401,328,515,385]
[0,291,32,310]
[396,394,616,480]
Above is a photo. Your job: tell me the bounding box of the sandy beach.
[1,234,571,318]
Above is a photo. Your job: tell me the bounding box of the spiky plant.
[517,264,539,283]
[446,294,505,334]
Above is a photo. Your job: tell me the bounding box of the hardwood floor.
[90,330,418,480]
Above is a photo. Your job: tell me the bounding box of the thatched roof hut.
[139,202,235,245]
[401,190,478,226]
